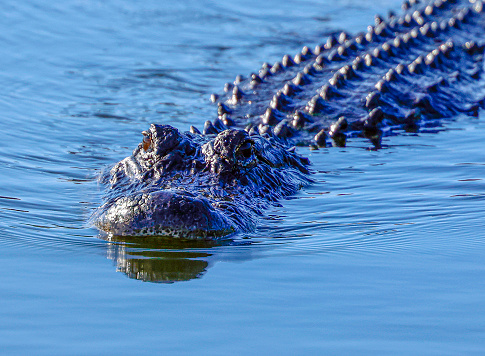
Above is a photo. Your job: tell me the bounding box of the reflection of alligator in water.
[93,0,485,239]
[104,235,250,282]
[105,236,214,282]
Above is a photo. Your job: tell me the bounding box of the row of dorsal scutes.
[210,1,397,107]
[201,0,484,142]
[211,0,474,108]
[218,0,474,127]
[253,2,480,142]
[321,37,483,146]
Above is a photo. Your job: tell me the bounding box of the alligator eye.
[142,131,151,151]
[237,140,253,159]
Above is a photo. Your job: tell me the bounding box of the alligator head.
[93,124,310,238]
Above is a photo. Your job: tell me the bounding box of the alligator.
[93,0,485,239]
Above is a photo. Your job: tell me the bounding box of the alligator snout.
[94,190,234,239]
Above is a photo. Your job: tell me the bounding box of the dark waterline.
[1,0,485,353]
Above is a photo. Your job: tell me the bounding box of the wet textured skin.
[94,0,485,239]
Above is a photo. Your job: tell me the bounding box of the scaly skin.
[93,0,485,239]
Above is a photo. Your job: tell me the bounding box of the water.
[1,0,485,353]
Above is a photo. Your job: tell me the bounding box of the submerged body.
[94,0,485,238]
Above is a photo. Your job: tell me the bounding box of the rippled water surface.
[1,0,485,354]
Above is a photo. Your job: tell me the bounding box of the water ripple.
[0,0,483,284]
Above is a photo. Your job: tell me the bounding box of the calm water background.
[1,0,485,354]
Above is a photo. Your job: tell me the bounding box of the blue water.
[1,0,485,353]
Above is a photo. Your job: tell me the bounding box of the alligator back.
[206,0,485,147]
